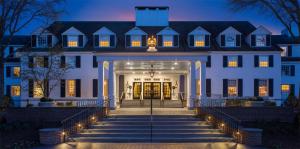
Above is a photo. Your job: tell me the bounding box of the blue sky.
[22,0,284,34]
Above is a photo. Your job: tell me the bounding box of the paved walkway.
[110,108,195,115]
[35,142,265,149]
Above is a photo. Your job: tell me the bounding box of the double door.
[132,82,172,100]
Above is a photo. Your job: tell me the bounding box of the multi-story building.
[2,7,299,108]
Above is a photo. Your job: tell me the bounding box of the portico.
[96,52,207,109]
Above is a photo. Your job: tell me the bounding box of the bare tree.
[0,0,65,99]
[21,46,72,99]
[229,0,300,42]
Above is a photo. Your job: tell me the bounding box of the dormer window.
[32,34,53,48]
[99,35,110,47]
[94,27,116,48]
[219,27,241,47]
[68,36,78,47]
[194,35,205,47]
[249,26,271,47]
[131,35,142,47]
[37,35,47,47]
[226,34,236,47]
[163,35,173,47]
[188,27,210,48]
[256,35,266,46]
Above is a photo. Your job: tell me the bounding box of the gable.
[125,27,147,35]
[220,26,241,35]
[93,27,115,35]
[189,26,211,35]
[157,27,179,35]
[62,27,84,35]
[251,26,271,35]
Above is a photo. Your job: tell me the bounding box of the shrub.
[264,101,276,107]
[65,101,74,107]
[26,104,33,107]
[39,97,53,102]
[0,96,14,109]
[284,92,300,108]
[56,102,64,107]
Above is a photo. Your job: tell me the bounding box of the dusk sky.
[24,0,284,34]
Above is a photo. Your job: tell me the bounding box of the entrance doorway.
[143,82,161,99]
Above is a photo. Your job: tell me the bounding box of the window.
[37,35,48,47]
[228,56,238,67]
[68,36,78,47]
[259,56,269,67]
[281,84,290,93]
[67,80,76,97]
[99,35,110,47]
[13,67,20,77]
[66,56,76,68]
[226,34,235,47]
[281,65,295,76]
[194,35,205,47]
[258,80,268,97]
[280,46,288,57]
[256,35,266,47]
[11,85,20,96]
[131,35,141,47]
[163,35,173,47]
[34,81,43,98]
[228,80,238,97]
[34,57,44,67]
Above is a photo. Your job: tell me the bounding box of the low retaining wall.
[39,128,63,145]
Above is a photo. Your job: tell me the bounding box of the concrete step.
[105,118,201,122]
[90,125,212,129]
[84,128,221,133]
[97,121,208,126]
[73,136,234,143]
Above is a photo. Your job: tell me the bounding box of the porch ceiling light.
[174,62,178,65]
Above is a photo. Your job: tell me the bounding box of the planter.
[39,102,56,107]
[243,101,264,107]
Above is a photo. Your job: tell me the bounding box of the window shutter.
[44,56,48,68]
[221,35,225,47]
[32,35,37,47]
[44,80,49,97]
[266,35,271,46]
[288,45,292,57]
[173,35,179,47]
[205,35,210,47]
[268,79,273,97]
[110,35,115,47]
[6,66,11,77]
[238,55,243,67]
[76,79,81,97]
[236,34,241,47]
[290,84,295,94]
[141,35,147,47]
[251,35,256,47]
[60,56,65,68]
[28,56,34,68]
[9,47,14,57]
[60,79,65,97]
[223,56,228,67]
[93,79,98,97]
[223,79,228,97]
[126,35,131,47]
[62,35,68,47]
[291,65,295,76]
[206,79,211,97]
[94,35,99,47]
[254,79,259,97]
[206,56,211,67]
[238,79,243,97]
[6,85,11,96]
[254,55,259,67]
[29,79,33,97]
[78,35,83,47]
[269,55,274,67]
[93,56,97,68]
[75,56,81,68]
[189,35,194,47]
[47,35,52,47]
[157,35,162,47]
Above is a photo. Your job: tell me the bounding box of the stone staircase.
[73,114,234,143]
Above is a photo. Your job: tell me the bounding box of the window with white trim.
[259,56,269,67]
[256,35,266,47]
[163,35,173,47]
[131,35,141,47]
[11,85,20,96]
[281,84,290,93]
[258,79,268,97]
[13,67,20,77]
[66,56,76,68]
[281,65,294,76]
[228,79,238,97]
[225,34,235,47]
[67,80,76,97]
[99,35,110,47]
[68,36,78,47]
[194,35,205,47]
[228,56,238,67]
[37,35,48,48]
[34,57,44,67]
[34,81,43,98]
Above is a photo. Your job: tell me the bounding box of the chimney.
[135,6,169,26]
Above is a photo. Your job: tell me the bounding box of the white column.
[108,61,115,108]
[188,61,196,109]
[200,60,207,107]
[98,61,104,107]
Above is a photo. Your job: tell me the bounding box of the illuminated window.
[37,35,48,48]
[259,80,268,97]
[99,35,110,47]
[163,35,173,47]
[259,56,269,67]
[67,80,76,97]
[68,36,78,47]
[13,67,20,77]
[225,34,236,47]
[256,35,266,47]
[228,56,238,67]
[34,57,44,67]
[228,80,237,97]
[11,85,20,96]
[194,35,205,47]
[131,35,141,47]
[34,81,43,98]
[281,84,290,92]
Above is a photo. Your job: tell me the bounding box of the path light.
[78,123,82,128]
[91,116,95,121]
[207,116,212,121]
[221,123,225,127]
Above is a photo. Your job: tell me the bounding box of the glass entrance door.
[143,82,161,99]
[163,82,172,100]
[133,82,142,99]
